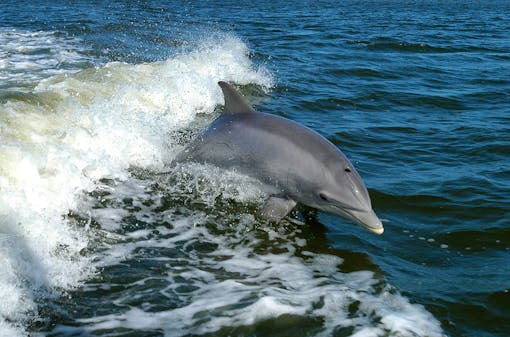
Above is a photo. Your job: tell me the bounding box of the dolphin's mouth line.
[328,200,368,213]
[330,203,370,214]
[330,206,384,235]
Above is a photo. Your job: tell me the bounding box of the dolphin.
[174,81,384,234]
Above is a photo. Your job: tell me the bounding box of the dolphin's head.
[310,157,384,235]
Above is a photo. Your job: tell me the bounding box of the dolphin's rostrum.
[175,81,384,234]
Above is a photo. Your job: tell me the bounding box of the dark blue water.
[1,1,509,336]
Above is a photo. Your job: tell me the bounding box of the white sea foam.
[59,174,445,337]
[0,31,271,336]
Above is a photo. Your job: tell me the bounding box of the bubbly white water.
[53,172,445,337]
[0,28,444,337]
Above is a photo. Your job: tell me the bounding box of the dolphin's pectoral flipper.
[258,196,297,221]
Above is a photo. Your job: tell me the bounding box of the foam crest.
[0,33,271,336]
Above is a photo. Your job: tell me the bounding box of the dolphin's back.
[176,111,348,194]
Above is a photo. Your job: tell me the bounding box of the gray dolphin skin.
[174,81,384,234]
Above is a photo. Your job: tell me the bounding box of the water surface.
[0,1,509,336]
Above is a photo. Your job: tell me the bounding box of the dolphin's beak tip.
[354,209,384,235]
[370,226,384,235]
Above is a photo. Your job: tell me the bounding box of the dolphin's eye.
[344,167,351,173]
[319,193,329,201]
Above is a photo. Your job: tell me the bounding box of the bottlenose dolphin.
[174,82,384,234]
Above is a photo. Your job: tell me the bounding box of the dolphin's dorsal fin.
[218,81,256,114]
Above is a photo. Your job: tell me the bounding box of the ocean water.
[0,1,509,336]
